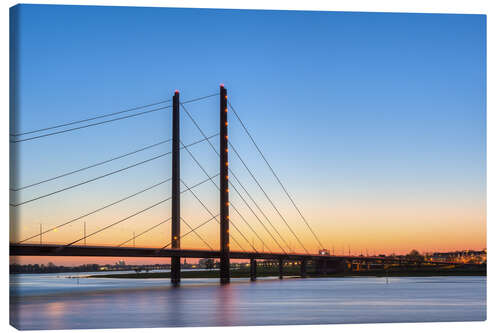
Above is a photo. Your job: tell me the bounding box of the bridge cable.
[229,181,282,253]
[117,217,172,247]
[180,217,214,250]
[11,98,172,137]
[117,216,214,251]
[179,140,261,253]
[229,102,325,250]
[180,102,290,250]
[10,105,171,143]
[161,215,220,250]
[180,103,291,253]
[228,141,308,254]
[227,217,259,253]
[179,178,246,252]
[17,177,172,244]
[11,93,219,143]
[63,174,219,247]
[10,134,218,207]
[180,103,293,254]
[11,138,173,192]
[229,174,291,253]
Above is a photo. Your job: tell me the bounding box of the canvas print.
[9,4,486,330]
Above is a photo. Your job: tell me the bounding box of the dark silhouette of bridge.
[9,85,469,284]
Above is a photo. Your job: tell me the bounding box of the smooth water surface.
[10,274,486,330]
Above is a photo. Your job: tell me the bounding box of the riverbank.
[88,266,486,279]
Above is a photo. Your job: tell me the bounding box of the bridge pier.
[171,257,181,285]
[320,259,327,275]
[250,259,257,281]
[300,259,307,278]
[279,259,284,279]
[354,262,360,271]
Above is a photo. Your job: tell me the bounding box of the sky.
[10,4,486,265]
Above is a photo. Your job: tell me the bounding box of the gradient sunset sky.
[10,5,486,265]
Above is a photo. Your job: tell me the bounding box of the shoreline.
[87,268,486,279]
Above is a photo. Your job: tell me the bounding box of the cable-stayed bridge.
[9,85,462,284]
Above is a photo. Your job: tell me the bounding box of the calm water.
[10,273,486,330]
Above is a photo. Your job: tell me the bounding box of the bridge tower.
[220,84,230,284]
[171,90,181,285]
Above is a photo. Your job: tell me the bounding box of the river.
[10,273,486,330]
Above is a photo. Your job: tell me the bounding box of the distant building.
[199,258,215,269]
[426,250,486,264]
[115,260,126,266]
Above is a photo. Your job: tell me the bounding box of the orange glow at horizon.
[10,172,486,267]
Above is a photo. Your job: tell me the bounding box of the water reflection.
[45,301,67,330]
[10,275,486,330]
[215,283,238,326]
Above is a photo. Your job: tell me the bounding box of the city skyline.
[10,5,486,265]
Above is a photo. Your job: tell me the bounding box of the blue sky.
[10,4,486,255]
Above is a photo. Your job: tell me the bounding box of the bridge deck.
[11,243,385,261]
[10,244,471,267]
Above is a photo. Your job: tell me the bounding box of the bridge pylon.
[171,90,181,285]
[220,84,230,284]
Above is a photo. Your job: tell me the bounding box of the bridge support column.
[279,259,284,279]
[250,259,257,281]
[347,260,352,272]
[300,259,307,278]
[171,257,181,284]
[171,90,181,285]
[219,85,230,284]
[321,260,327,275]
